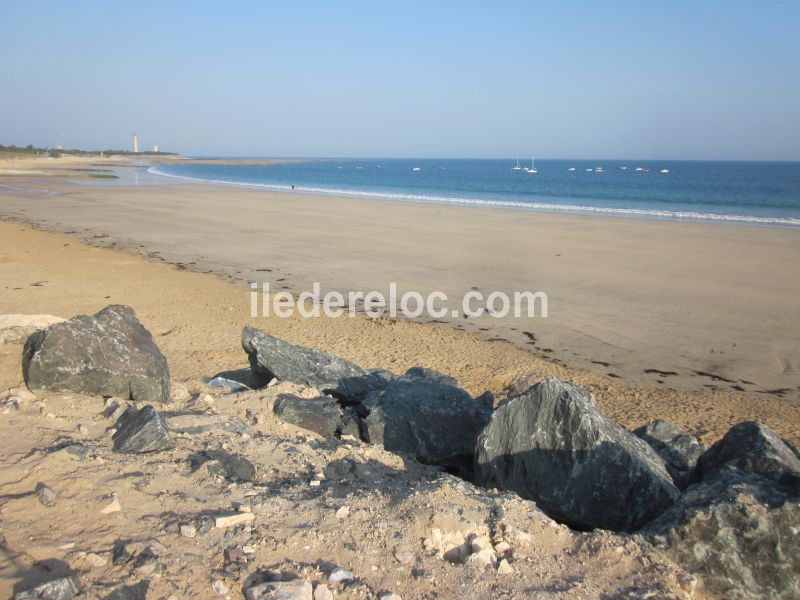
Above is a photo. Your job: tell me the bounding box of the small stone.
[393,550,414,564]
[313,584,333,600]
[212,580,229,595]
[132,546,162,577]
[469,535,492,553]
[494,541,512,558]
[180,523,197,538]
[497,559,514,575]
[335,506,350,519]
[100,495,121,514]
[246,579,313,600]
[214,511,255,528]
[112,539,132,565]
[378,593,402,600]
[171,381,191,402]
[85,552,107,568]
[467,547,497,568]
[309,479,321,487]
[35,482,56,506]
[224,546,245,562]
[112,405,173,453]
[328,567,354,584]
[77,423,89,435]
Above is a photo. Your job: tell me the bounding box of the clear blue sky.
[2,1,799,160]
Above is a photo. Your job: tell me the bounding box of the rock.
[393,550,414,564]
[313,584,333,600]
[506,372,540,397]
[634,419,705,489]
[166,412,250,435]
[475,376,679,531]
[103,398,130,420]
[0,314,65,346]
[695,421,800,488]
[104,581,149,600]
[214,511,255,528]
[212,367,269,389]
[112,405,173,453]
[112,539,132,565]
[645,467,799,599]
[35,482,56,506]
[180,523,197,538]
[335,505,350,519]
[403,366,459,388]
[170,381,191,402]
[377,594,402,600]
[14,575,81,599]
[212,580,229,595]
[328,567,354,584]
[246,579,313,600]
[494,541,512,559]
[467,547,497,567]
[496,559,514,575]
[208,376,250,392]
[195,450,256,481]
[100,495,122,514]
[273,394,344,438]
[22,305,170,402]
[362,378,491,474]
[84,552,107,568]
[132,547,162,577]
[242,327,369,401]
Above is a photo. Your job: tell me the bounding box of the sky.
[1,1,799,160]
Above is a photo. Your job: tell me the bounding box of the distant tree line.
[0,144,177,158]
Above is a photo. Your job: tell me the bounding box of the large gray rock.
[696,420,800,489]
[242,328,375,402]
[362,378,491,474]
[22,305,170,403]
[646,467,800,599]
[273,394,345,438]
[634,419,704,489]
[475,376,679,531]
[112,405,173,453]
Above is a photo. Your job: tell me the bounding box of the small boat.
[527,158,538,174]
[512,158,522,171]
[585,168,593,172]
[619,166,628,170]
[412,167,421,171]
[595,166,604,173]
[635,166,644,172]
[568,167,576,171]
[660,168,670,174]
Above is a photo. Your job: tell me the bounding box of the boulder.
[242,327,368,399]
[273,394,344,438]
[404,367,459,388]
[14,575,81,600]
[112,405,173,453]
[475,376,679,531]
[646,467,800,599]
[634,419,704,489]
[695,421,800,489]
[22,305,170,403]
[190,450,256,481]
[362,378,491,474]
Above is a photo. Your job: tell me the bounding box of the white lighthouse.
[132,132,139,153]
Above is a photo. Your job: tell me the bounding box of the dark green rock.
[112,405,173,453]
[634,419,704,489]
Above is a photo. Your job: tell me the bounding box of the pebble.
[246,579,312,600]
[393,550,414,565]
[84,552,107,568]
[35,482,56,506]
[100,495,122,514]
[328,567,355,584]
[494,541,512,558]
[497,558,514,575]
[378,593,402,600]
[180,523,197,538]
[313,584,334,600]
[212,580,229,595]
[214,511,255,528]
[335,506,350,519]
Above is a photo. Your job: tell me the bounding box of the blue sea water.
[148,159,800,226]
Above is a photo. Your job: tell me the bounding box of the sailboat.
[512,158,522,171]
[527,158,538,174]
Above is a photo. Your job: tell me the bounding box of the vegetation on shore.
[0,143,177,159]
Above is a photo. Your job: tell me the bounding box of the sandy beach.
[1,157,799,444]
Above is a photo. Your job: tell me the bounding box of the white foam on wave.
[147,166,800,227]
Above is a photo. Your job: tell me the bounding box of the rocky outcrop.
[361,378,492,475]
[634,419,704,489]
[22,305,170,403]
[643,421,800,599]
[695,420,800,488]
[475,376,679,531]
[112,406,173,453]
[242,327,376,402]
[274,394,347,438]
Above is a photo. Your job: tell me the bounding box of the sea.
[148,159,800,227]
